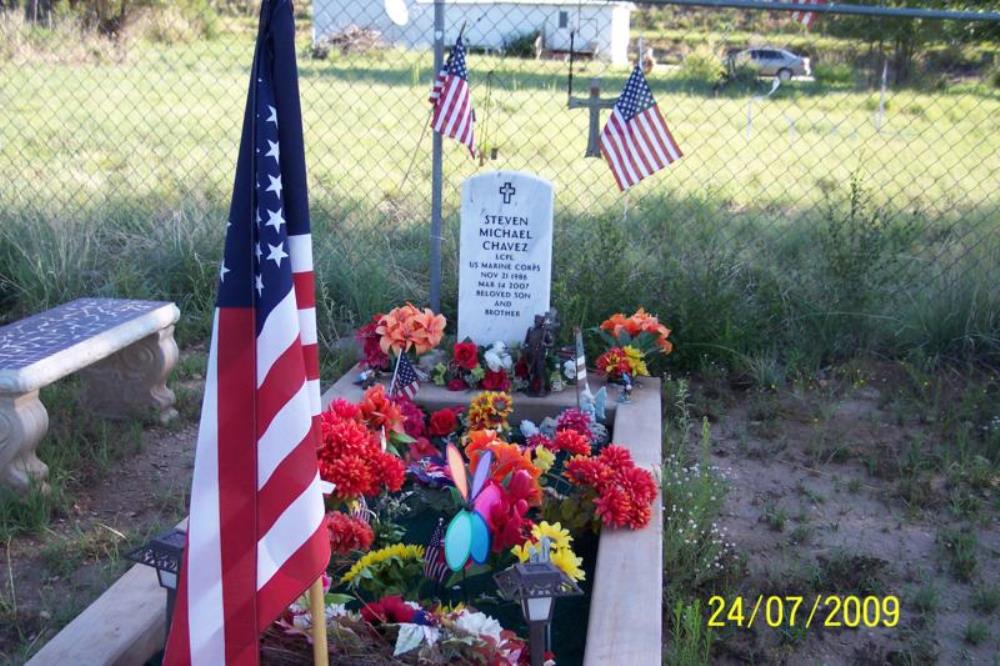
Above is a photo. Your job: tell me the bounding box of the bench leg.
[0,390,50,492]
[80,326,179,424]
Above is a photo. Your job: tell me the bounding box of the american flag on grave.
[429,36,476,157]
[390,353,421,400]
[599,64,683,192]
[791,0,825,29]
[424,518,450,583]
[164,1,329,663]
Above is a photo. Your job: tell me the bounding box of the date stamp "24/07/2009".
[707,595,901,630]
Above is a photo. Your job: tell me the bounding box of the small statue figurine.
[355,368,378,389]
[523,309,559,396]
[618,372,633,403]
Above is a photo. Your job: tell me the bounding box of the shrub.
[502,30,540,59]
[987,60,1000,88]
[814,62,854,85]
[678,45,725,86]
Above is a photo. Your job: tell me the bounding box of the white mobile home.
[313,0,634,66]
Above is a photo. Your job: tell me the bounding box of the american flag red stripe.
[429,36,475,157]
[164,2,329,663]
[600,64,682,192]
[791,0,825,29]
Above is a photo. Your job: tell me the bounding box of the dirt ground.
[2,360,997,664]
[689,367,1000,664]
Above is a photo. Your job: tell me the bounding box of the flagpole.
[428,0,445,313]
[308,577,328,666]
[388,351,403,397]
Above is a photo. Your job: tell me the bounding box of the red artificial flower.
[428,408,459,437]
[564,455,614,487]
[596,347,631,378]
[376,451,406,492]
[480,368,511,391]
[361,595,415,625]
[325,511,374,554]
[598,444,634,468]
[446,377,467,392]
[513,357,529,379]
[327,398,362,423]
[321,454,375,500]
[406,436,439,463]
[526,433,553,451]
[556,408,592,437]
[563,443,658,529]
[317,396,407,500]
[552,429,591,457]
[319,415,375,459]
[394,395,426,439]
[488,493,533,553]
[453,341,479,370]
[356,314,391,371]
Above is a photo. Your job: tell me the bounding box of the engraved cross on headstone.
[567,78,617,158]
[499,181,516,204]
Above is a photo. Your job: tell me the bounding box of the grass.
[937,526,979,583]
[0,379,146,541]
[0,17,997,374]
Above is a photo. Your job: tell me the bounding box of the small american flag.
[791,0,825,29]
[429,36,475,157]
[390,353,420,400]
[424,518,449,583]
[599,64,682,192]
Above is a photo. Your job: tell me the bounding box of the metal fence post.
[429,0,445,313]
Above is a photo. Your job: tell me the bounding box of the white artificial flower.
[454,610,504,644]
[563,358,576,380]
[520,419,539,438]
[484,349,503,372]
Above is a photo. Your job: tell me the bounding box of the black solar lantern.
[126,527,186,631]
[494,560,583,666]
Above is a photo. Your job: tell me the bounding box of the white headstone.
[458,170,554,346]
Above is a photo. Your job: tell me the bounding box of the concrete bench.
[0,298,180,492]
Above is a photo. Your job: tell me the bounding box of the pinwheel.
[443,443,500,571]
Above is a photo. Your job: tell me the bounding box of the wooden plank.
[27,563,166,666]
[583,377,663,666]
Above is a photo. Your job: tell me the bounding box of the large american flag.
[599,64,682,192]
[429,36,475,157]
[791,0,825,29]
[164,1,329,663]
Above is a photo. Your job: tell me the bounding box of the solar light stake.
[125,527,186,633]
[494,559,582,666]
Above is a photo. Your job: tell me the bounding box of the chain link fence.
[1,0,998,366]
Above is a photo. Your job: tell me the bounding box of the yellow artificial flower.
[532,446,555,473]
[467,391,513,431]
[623,345,650,377]
[531,521,572,550]
[511,542,532,563]
[550,545,586,582]
[340,543,425,585]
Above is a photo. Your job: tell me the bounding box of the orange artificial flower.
[465,430,542,506]
[600,307,673,355]
[376,306,414,355]
[376,303,447,355]
[407,307,446,354]
[358,384,405,434]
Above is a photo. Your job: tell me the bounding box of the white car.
[732,48,811,81]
